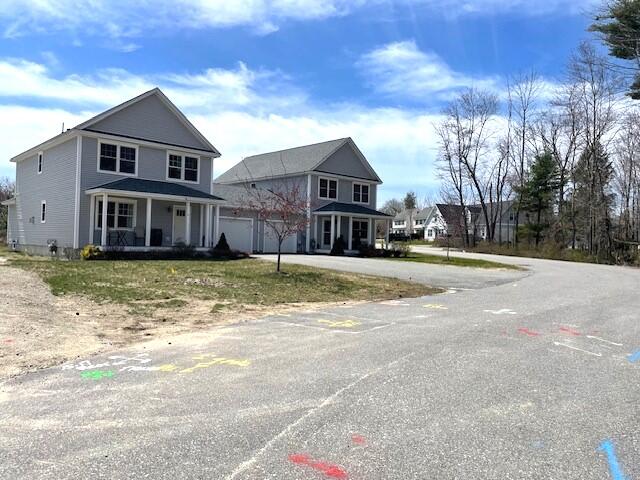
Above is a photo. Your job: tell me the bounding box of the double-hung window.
[352,183,369,204]
[37,152,43,174]
[40,201,46,223]
[352,220,369,247]
[319,178,337,200]
[96,200,136,230]
[167,152,199,183]
[98,141,137,175]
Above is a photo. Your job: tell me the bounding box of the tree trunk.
[277,242,282,272]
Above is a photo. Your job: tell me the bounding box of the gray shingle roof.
[215,138,348,184]
[88,178,224,200]
[314,202,391,217]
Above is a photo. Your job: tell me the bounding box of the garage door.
[264,225,297,253]
[218,217,253,253]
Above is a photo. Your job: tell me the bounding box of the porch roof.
[314,201,392,218]
[1,197,16,206]
[86,178,225,203]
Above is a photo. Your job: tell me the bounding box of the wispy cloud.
[0,0,598,41]
[357,40,501,101]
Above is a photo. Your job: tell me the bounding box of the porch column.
[336,215,341,239]
[100,193,108,246]
[368,217,374,245]
[185,201,192,245]
[145,198,152,247]
[330,214,336,249]
[348,216,353,250]
[199,205,204,247]
[204,204,211,247]
[385,219,390,248]
[314,216,319,249]
[89,194,95,245]
[214,205,220,245]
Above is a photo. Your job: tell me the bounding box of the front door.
[172,206,186,245]
[322,219,332,249]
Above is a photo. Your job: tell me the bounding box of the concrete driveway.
[1,251,640,479]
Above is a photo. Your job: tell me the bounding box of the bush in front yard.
[81,244,103,260]
[330,236,346,256]
[213,233,231,253]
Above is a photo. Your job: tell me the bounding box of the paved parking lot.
[1,252,639,479]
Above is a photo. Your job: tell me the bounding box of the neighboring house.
[3,89,392,256]
[390,208,423,236]
[214,138,391,254]
[471,200,520,243]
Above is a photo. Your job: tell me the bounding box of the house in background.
[214,138,392,254]
[3,89,391,256]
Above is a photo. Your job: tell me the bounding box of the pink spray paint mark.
[351,434,367,445]
[559,327,581,336]
[288,453,348,479]
[3,339,13,344]
[518,327,541,337]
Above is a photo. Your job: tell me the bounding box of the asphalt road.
[1,251,640,479]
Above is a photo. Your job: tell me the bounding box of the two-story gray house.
[3,89,391,255]
[213,138,391,254]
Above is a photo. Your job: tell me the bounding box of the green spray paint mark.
[81,370,115,380]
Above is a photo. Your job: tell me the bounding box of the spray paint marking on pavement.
[627,350,640,363]
[484,309,517,315]
[553,342,601,357]
[80,370,114,380]
[597,440,628,480]
[517,327,541,337]
[288,454,348,479]
[559,327,581,336]
[423,304,448,310]
[587,335,622,346]
[351,434,366,445]
[317,319,361,329]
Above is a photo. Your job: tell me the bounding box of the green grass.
[4,256,441,313]
[380,252,523,270]
[470,242,601,264]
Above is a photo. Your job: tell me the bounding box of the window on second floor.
[37,152,43,174]
[353,183,369,204]
[167,152,199,183]
[98,141,137,175]
[393,220,404,226]
[319,177,337,200]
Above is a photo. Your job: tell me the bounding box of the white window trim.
[166,151,200,185]
[318,177,338,201]
[95,197,138,231]
[37,151,43,174]
[40,201,46,223]
[97,140,139,177]
[352,182,370,205]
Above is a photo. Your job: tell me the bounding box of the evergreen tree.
[517,153,559,247]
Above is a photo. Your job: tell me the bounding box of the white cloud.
[0,57,441,203]
[0,0,598,41]
[357,40,501,100]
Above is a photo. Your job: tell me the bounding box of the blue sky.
[0,0,599,204]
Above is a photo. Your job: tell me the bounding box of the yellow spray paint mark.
[423,304,448,310]
[317,319,361,328]
[180,355,251,373]
[157,364,180,372]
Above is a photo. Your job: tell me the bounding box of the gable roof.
[214,137,381,184]
[416,206,437,222]
[11,88,220,163]
[436,204,465,227]
[314,202,391,217]
[75,88,220,156]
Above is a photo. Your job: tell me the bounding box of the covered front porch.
[85,178,225,249]
[311,202,392,254]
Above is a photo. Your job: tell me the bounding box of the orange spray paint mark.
[288,453,348,479]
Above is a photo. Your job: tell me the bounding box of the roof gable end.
[313,138,381,182]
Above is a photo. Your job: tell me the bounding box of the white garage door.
[218,217,253,253]
[264,225,298,253]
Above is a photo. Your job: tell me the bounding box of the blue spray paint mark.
[628,350,640,363]
[598,440,628,480]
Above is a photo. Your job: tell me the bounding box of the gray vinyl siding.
[315,143,378,181]
[87,94,211,151]
[6,204,16,242]
[309,173,378,210]
[78,136,214,247]
[13,138,78,249]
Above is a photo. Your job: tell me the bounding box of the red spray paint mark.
[3,339,13,344]
[518,328,541,337]
[559,327,581,336]
[288,453,348,479]
[351,434,366,445]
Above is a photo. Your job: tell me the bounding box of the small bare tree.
[242,178,310,273]
[0,177,15,241]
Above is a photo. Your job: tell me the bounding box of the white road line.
[224,352,417,480]
[586,335,623,347]
[553,341,602,357]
